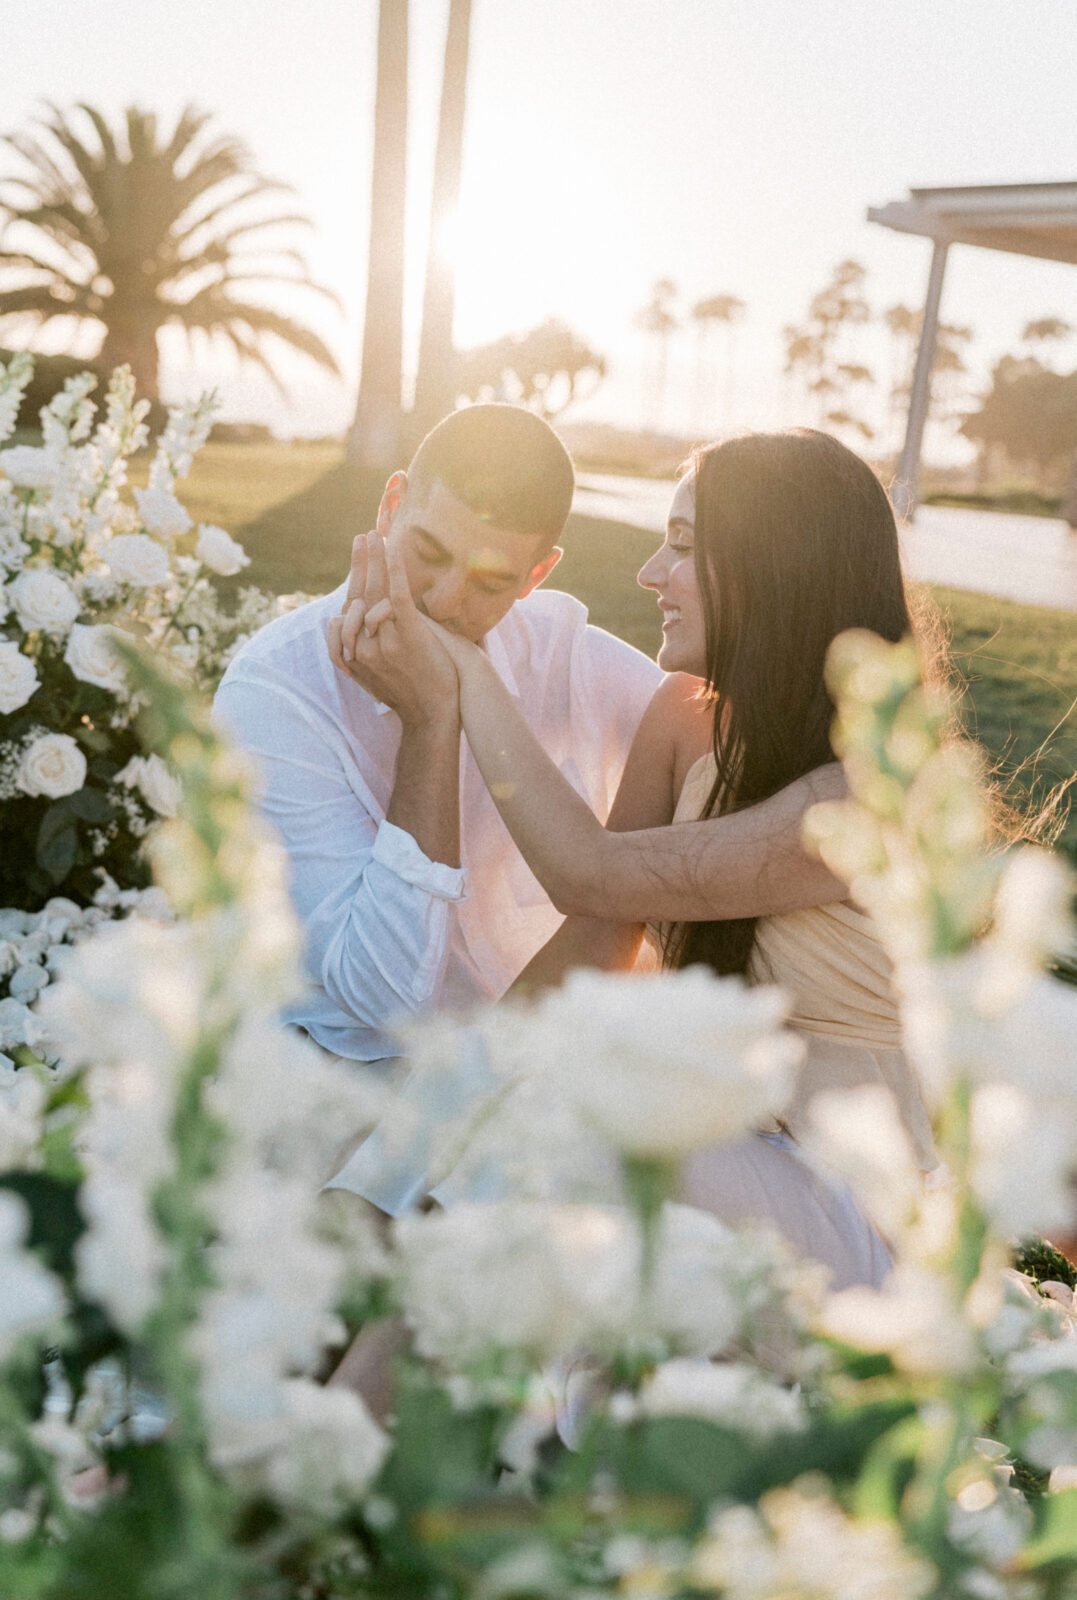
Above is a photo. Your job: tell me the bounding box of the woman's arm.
[507,675,709,994]
[445,619,848,924]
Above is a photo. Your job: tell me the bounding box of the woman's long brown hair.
[663,430,914,978]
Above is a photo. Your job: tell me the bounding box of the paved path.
[573,472,1077,613]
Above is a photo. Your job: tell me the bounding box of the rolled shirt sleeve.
[213,664,468,1060]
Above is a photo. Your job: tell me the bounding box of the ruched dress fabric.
[648,753,936,1291]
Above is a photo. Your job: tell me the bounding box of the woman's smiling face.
[637,473,708,676]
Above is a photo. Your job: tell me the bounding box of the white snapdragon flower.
[17,732,87,799]
[114,753,182,820]
[821,1263,977,1376]
[636,1358,806,1439]
[103,533,170,587]
[63,622,129,695]
[133,484,191,539]
[0,640,39,713]
[0,1192,66,1358]
[509,968,800,1158]
[77,1174,167,1335]
[0,445,58,493]
[0,523,30,575]
[262,1380,388,1513]
[0,996,47,1052]
[196,523,250,577]
[0,1057,47,1170]
[690,1481,935,1600]
[7,566,80,636]
[0,353,34,444]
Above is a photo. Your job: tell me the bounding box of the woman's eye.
[670,542,692,556]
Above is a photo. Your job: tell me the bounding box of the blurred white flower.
[0,445,58,492]
[947,1469,1033,1569]
[262,1380,388,1513]
[103,533,170,587]
[8,566,80,636]
[0,1057,46,1169]
[0,1192,66,1358]
[17,732,87,799]
[504,968,800,1158]
[987,847,1075,993]
[804,1085,926,1249]
[63,622,128,694]
[196,523,250,576]
[821,1264,977,1376]
[133,484,191,539]
[691,1479,935,1600]
[114,752,182,820]
[76,1174,166,1334]
[0,640,39,713]
[636,1358,806,1438]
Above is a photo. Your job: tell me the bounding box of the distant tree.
[636,278,679,431]
[960,354,1077,492]
[1023,315,1073,346]
[0,102,340,403]
[349,0,409,465]
[691,292,745,430]
[883,302,972,449]
[458,319,605,417]
[411,0,472,442]
[783,259,874,439]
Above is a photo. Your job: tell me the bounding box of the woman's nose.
[637,550,664,590]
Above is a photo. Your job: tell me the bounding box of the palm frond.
[0,282,98,320]
[125,106,159,164]
[177,211,313,252]
[172,286,341,375]
[162,104,214,170]
[172,181,303,248]
[1,201,101,257]
[73,103,117,166]
[217,266,344,311]
[0,248,91,290]
[1,131,77,202]
[40,104,106,205]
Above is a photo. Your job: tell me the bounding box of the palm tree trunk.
[100,322,160,403]
[411,0,471,443]
[348,0,408,467]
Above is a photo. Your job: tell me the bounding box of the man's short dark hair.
[407,404,575,549]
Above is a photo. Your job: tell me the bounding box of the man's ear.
[518,546,562,599]
[376,470,408,536]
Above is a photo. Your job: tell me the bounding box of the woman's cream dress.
[653,753,935,1291]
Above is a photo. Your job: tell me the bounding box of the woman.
[339,431,936,1288]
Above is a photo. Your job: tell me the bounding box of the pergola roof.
[868,180,1077,267]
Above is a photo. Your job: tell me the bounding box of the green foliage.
[960,355,1077,490]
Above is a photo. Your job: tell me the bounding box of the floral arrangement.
[0,352,305,910]
[0,624,1075,1598]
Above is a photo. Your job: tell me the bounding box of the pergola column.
[892,237,950,521]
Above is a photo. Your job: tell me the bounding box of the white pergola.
[868,180,1077,517]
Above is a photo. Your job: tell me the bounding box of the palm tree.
[0,102,340,402]
[635,278,679,432]
[411,0,472,442]
[691,292,745,430]
[349,0,409,465]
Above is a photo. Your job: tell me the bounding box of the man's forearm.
[387,714,462,869]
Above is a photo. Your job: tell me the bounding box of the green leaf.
[36,818,77,882]
[66,785,114,824]
[1020,1487,1077,1569]
[36,796,74,848]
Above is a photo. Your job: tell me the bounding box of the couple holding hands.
[215,403,935,1292]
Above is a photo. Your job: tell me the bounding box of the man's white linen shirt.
[213,583,661,1062]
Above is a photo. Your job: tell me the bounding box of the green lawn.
[181,441,1077,860]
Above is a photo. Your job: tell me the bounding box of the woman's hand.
[327,531,459,729]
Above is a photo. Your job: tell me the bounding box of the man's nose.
[423,569,470,622]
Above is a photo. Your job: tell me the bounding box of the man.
[213,405,661,1121]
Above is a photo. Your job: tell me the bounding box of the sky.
[4,0,1077,457]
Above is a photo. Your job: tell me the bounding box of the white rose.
[0,640,39,713]
[63,623,128,694]
[114,753,182,819]
[17,732,87,799]
[134,485,192,539]
[262,1380,388,1512]
[195,524,250,577]
[8,568,80,636]
[0,446,56,492]
[104,534,170,587]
